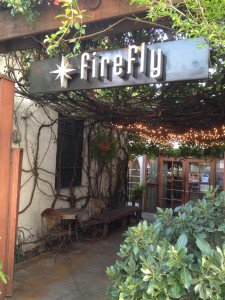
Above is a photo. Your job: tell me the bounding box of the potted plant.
[90,133,117,164]
[130,183,146,207]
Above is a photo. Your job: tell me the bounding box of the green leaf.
[196,238,212,256]
[171,281,181,298]
[119,292,125,300]
[50,33,57,39]
[133,244,139,255]
[61,20,68,26]
[71,9,78,15]
[68,38,77,43]
[0,272,7,284]
[176,234,188,250]
[72,0,78,6]
[55,14,66,19]
[65,7,71,15]
[80,28,86,35]
[0,261,7,284]
[218,223,225,232]
[74,22,80,30]
[180,266,192,289]
[143,275,151,281]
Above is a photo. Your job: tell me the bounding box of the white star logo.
[50,56,76,88]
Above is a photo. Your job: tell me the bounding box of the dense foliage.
[2,0,225,153]
[128,135,225,159]
[1,0,85,56]
[44,0,86,57]
[131,0,225,57]
[1,0,45,23]
[107,188,225,299]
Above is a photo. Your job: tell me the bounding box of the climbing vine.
[1,0,86,56]
[44,0,86,57]
[8,96,128,256]
[131,0,225,57]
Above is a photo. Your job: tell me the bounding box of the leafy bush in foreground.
[107,188,225,300]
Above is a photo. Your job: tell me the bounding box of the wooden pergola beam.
[0,0,180,53]
[0,0,146,42]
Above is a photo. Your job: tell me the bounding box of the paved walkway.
[7,213,155,300]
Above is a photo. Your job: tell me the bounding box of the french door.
[185,159,216,202]
[158,158,184,208]
[158,157,216,209]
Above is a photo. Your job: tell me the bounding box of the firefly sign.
[30,38,209,93]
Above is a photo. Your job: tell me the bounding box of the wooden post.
[0,76,15,299]
[6,149,23,297]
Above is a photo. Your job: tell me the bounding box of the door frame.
[158,157,186,208]
[158,157,217,209]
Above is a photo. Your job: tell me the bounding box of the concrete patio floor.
[7,213,155,300]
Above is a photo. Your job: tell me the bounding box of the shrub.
[106,188,225,300]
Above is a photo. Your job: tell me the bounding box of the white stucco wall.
[0,56,127,251]
[13,98,58,243]
[0,57,86,250]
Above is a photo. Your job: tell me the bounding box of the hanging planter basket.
[90,133,118,163]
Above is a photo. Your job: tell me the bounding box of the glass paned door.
[160,159,184,208]
[128,159,141,205]
[185,159,215,202]
[159,158,217,209]
[146,158,158,212]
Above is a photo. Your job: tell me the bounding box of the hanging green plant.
[90,133,118,163]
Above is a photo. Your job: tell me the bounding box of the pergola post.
[0,76,15,299]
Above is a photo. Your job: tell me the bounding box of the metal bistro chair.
[41,208,72,261]
[78,199,107,241]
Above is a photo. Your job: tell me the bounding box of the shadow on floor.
[8,213,155,300]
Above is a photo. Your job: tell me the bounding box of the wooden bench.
[100,206,142,239]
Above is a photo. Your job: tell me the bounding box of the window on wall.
[55,117,84,188]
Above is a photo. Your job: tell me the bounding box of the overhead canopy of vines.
[2,0,225,152]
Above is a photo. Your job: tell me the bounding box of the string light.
[115,123,225,146]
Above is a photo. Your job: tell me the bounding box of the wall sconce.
[12,130,21,144]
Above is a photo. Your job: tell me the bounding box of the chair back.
[90,198,107,219]
[41,208,61,230]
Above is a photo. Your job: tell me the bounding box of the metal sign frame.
[30,38,209,93]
